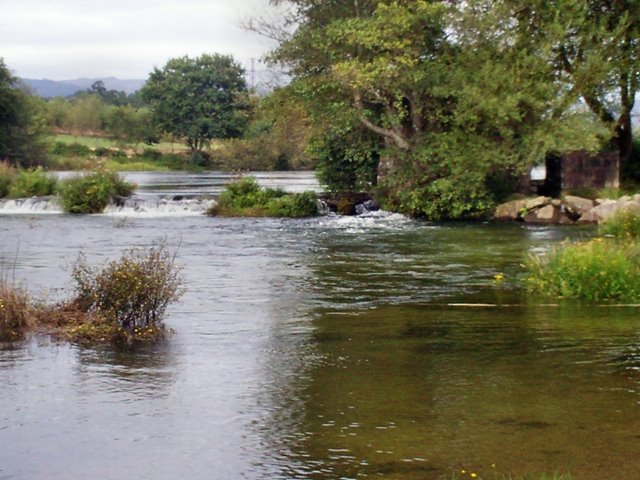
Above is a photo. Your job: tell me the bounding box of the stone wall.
[560,150,619,191]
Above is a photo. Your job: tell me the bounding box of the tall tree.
[268,1,603,217]
[506,0,639,171]
[141,54,250,152]
[0,59,46,167]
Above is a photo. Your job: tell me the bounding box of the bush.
[49,141,92,157]
[58,171,135,213]
[71,243,184,331]
[0,162,15,198]
[0,279,35,340]
[526,238,640,302]
[600,208,640,238]
[208,177,318,217]
[7,167,57,198]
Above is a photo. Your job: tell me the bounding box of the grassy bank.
[526,209,640,302]
[45,134,201,171]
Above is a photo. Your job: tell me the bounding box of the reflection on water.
[0,175,637,479]
[273,304,640,480]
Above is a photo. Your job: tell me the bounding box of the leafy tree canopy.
[0,58,47,166]
[141,54,250,152]
[266,0,618,218]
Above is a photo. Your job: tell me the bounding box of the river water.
[1,172,639,480]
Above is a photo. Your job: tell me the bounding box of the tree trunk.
[615,110,633,173]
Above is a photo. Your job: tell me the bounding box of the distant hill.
[21,77,146,98]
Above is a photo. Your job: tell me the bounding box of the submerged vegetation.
[0,244,183,343]
[207,177,318,218]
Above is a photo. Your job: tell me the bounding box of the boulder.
[587,200,620,222]
[494,199,527,221]
[525,196,551,211]
[523,204,561,224]
[562,195,594,217]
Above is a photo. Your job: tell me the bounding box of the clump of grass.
[526,238,640,302]
[0,279,35,340]
[71,243,184,333]
[600,208,640,238]
[208,177,318,218]
[57,170,135,213]
[7,167,57,198]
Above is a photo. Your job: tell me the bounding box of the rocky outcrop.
[494,193,640,225]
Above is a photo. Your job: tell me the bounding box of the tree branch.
[354,92,410,150]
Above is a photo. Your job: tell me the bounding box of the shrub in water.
[0,279,35,339]
[526,238,640,302]
[71,243,184,331]
[208,177,318,217]
[58,171,135,213]
[600,208,640,238]
[7,167,57,198]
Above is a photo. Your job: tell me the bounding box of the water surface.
[1,172,638,479]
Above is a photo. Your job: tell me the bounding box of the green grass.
[526,237,640,302]
[103,159,170,172]
[49,134,189,153]
[600,208,640,238]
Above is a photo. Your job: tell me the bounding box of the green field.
[49,133,190,153]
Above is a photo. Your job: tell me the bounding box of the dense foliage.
[0,163,57,198]
[58,171,134,214]
[208,176,318,217]
[0,59,47,166]
[141,54,249,152]
[264,0,634,218]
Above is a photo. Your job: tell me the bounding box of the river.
[0,171,639,479]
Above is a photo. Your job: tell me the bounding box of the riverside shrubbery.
[208,177,318,218]
[0,244,184,343]
[0,163,58,198]
[527,210,640,302]
[58,171,135,213]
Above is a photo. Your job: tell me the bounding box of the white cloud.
[0,0,278,79]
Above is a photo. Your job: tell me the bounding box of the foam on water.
[318,210,413,232]
[103,197,216,217]
[0,196,216,217]
[0,196,63,214]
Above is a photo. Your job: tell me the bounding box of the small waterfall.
[103,196,216,217]
[0,196,63,214]
[0,195,216,217]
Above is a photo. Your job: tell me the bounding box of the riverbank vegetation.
[0,244,183,343]
[207,177,318,218]
[527,210,640,302]
[3,0,640,216]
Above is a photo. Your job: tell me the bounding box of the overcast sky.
[1,0,279,80]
